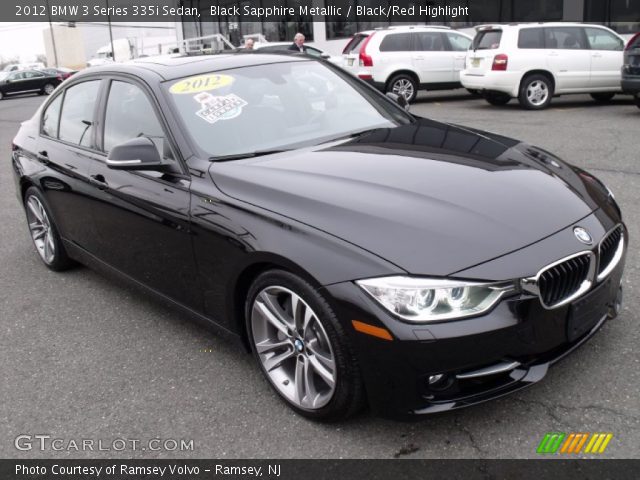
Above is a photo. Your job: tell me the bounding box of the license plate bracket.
[567,279,611,342]
[471,58,481,67]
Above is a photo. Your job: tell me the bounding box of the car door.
[545,27,592,91]
[5,72,25,93]
[22,70,45,92]
[445,32,472,82]
[412,32,454,84]
[88,78,201,309]
[584,27,625,89]
[36,80,102,251]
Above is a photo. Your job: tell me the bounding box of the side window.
[585,28,624,51]
[42,94,63,138]
[415,32,446,51]
[103,81,170,160]
[58,80,101,148]
[379,33,412,52]
[518,28,545,49]
[547,27,588,50]
[446,33,471,51]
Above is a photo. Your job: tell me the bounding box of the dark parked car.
[12,54,626,420]
[622,33,640,109]
[38,67,78,80]
[0,69,60,100]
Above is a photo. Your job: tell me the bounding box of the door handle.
[414,56,425,60]
[36,150,49,165]
[89,174,108,189]
[455,55,466,59]
[548,52,559,57]
[592,53,603,58]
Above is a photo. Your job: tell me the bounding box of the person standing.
[288,33,307,52]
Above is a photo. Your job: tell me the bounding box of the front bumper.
[323,224,626,419]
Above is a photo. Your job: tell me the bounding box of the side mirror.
[106,137,163,170]
[386,92,410,111]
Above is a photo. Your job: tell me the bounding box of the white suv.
[341,26,473,103]
[461,23,626,109]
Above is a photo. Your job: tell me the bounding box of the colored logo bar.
[537,433,613,454]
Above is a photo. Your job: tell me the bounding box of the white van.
[460,23,626,109]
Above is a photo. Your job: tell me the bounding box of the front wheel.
[386,74,418,103]
[636,95,640,110]
[590,92,615,103]
[519,74,554,109]
[23,187,74,271]
[246,270,365,421]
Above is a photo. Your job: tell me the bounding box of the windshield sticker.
[169,74,234,94]
[193,92,247,124]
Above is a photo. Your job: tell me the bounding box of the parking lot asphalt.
[0,91,638,459]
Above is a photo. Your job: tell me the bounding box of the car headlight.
[356,276,514,322]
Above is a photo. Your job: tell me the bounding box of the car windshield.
[164,60,412,159]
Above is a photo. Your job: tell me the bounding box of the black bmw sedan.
[12,54,626,420]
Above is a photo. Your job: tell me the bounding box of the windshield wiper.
[208,150,288,162]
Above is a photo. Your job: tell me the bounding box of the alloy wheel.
[392,79,414,102]
[43,84,55,95]
[250,286,337,410]
[26,195,55,264]
[526,80,549,106]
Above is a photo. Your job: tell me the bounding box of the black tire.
[0,90,4,100]
[245,269,365,421]
[42,83,55,95]
[484,92,511,106]
[466,88,481,97]
[518,74,554,110]
[590,92,615,103]
[386,74,418,103]
[636,96,640,110]
[23,187,74,271]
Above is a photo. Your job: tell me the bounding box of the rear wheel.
[484,92,511,106]
[519,74,554,110]
[590,92,615,103]
[387,74,418,103]
[23,187,74,271]
[42,83,55,95]
[246,270,365,421]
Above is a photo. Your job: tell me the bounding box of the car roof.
[475,22,617,31]
[76,52,310,82]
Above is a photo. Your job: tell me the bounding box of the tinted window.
[103,81,168,158]
[472,30,502,50]
[379,33,412,52]
[415,32,445,51]
[24,71,44,78]
[58,81,100,147]
[547,27,587,50]
[342,34,368,54]
[518,28,545,49]
[447,33,471,51]
[42,94,62,138]
[585,28,624,51]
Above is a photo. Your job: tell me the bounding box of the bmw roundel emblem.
[573,227,593,245]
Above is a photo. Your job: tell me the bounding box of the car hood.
[210,118,604,276]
